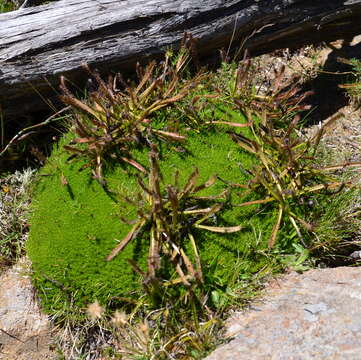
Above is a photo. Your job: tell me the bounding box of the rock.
[205,267,361,360]
[349,251,361,259]
[0,258,56,360]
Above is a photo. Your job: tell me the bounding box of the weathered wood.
[1,0,361,119]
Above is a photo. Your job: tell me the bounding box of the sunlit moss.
[27,127,277,313]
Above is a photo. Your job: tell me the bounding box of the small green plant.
[339,57,361,105]
[0,0,16,12]
[60,51,205,183]
[181,59,312,133]
[218,60,311,119]
[107,144,242,305]
[227,107,361,247]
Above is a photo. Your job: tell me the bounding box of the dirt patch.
[0,258,56,360]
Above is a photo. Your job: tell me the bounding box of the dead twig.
[0,328,25,343]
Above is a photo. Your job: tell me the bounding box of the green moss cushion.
[27,129,275,312]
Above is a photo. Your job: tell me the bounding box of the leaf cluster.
[229,107,360,247]
[234,61,312,118]
[107,144,241,304]
[181,59,312,132]
[60,51,204,183]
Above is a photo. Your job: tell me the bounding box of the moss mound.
[27,128,276,312]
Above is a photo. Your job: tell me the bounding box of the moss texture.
[27,128,276,312]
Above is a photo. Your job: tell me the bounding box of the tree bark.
[1,0,361,119]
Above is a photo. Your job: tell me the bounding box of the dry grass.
[0,168,35,271]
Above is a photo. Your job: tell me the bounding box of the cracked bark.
[1,0,361,119]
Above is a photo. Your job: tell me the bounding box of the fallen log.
[1,0,361,119]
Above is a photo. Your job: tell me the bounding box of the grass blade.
[107,219,146,261]
[194,224,243,233]
[268,205,283,248]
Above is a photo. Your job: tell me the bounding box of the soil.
[0,258,56,360]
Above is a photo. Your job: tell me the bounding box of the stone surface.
[0,258,56,360]
[205,267,361,360]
